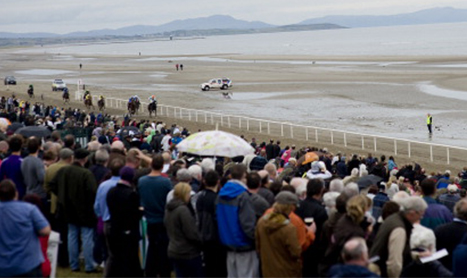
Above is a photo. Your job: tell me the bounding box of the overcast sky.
[2,0,467,34]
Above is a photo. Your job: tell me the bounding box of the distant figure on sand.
[180,64,183,71]
[79,63,82,70]
[427,113,433,134]
[175,64,179,71]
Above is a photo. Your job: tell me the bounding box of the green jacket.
[50,162,98,227]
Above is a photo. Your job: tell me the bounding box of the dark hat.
[74,148,90,159]
[275,191,299,206]
[119,166,135,183]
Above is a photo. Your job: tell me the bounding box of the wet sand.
[2,49,467,150]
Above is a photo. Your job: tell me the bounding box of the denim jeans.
[68,224,96,272]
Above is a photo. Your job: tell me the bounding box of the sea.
[17,22,467,57]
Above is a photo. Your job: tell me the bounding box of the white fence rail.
[75,91,467,166]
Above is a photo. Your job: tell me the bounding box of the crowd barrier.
[60,127,91,147]
[75,91,467,166]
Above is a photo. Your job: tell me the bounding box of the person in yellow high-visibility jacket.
[427,113,433,134]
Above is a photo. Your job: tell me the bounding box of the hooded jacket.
[216,180,256,251]
[255,212,302,277]
[164,198,202,260]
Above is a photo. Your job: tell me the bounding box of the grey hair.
[392,191,410,206]
[296,184,307,198]
[360,169,368,177]
[59,148,74,160]
[410,224,436,253]
[341,237,368,263]
[176,169,192,183]
[43,141,54,152]
[351,168,359,177]
[323,192,340,209]
[454,199,467,221]
[95,149,109,164]
[290,178,307,189]
[188,165,202,180]
[200,158,215,173]
[344,182,359,198]
[330,179,344,193]
[400,196,428,214]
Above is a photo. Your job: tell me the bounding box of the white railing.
[74,91,467,166]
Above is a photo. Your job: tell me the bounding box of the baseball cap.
[275,191,299,206]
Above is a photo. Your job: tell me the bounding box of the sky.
[1,0,467,34]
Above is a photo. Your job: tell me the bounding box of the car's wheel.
[204,86,210,91]
[221,85,228,90]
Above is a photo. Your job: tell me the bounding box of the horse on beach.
[27,86,34,99]
[128,99,139,116]
[62,91,70,104]
[148,101,157,117]
[98,99,105,111]
[84,98,94,110]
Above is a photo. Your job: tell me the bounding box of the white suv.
[52,79,66,91]
[200,78,232,91]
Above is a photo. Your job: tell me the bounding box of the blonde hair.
[388,175,397,185]
[272,203,294,215]
[173,182,192,203]
[126,148,141,166]
[346,195,367,224]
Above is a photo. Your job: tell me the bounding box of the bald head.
[111,140,124,151]
[341,237,369,267]
[87,141,101,152]
[0,141,9,153]
[258,170,269,180]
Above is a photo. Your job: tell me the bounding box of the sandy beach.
[2,46,467,170]
[3,49,467,142]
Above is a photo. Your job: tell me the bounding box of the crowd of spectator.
[2,95,467,278]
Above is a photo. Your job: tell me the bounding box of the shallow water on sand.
[16,69,74,75]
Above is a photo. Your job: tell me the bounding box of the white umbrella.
[176,130,254,157]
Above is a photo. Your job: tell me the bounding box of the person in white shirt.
[161,132,171,152]
[307,161,332,180]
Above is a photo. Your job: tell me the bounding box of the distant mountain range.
[1,7,466,39]
[0,15,274,39]
[299,7,467,28]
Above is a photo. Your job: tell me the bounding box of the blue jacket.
[216,180,256,251]
[421,196,453,230]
